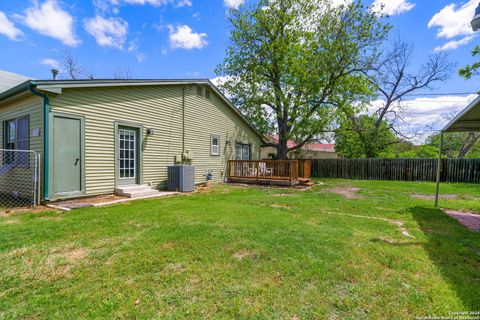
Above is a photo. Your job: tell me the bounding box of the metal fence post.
[435,132,444,208]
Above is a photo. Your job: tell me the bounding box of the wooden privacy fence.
[310,158,480,183]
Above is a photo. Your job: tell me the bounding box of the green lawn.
[1,180,479,319]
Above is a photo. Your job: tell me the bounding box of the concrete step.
[115,185,149,193]
[116,185,162,198]
[121,190,162,198]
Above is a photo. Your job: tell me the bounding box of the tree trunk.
[458,132,479,158]
[276,116,290,160]
[276,140,289,160]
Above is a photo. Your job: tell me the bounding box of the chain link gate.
[0,149,40,208]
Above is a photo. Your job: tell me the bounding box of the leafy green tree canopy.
[216,0,389,159]
[335,114,396,158]
[427,132,480,158]
[459,46,480,80]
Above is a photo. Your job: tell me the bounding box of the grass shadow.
[410,206,480,311]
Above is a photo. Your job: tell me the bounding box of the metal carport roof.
[435,94,480,207]
[443,95,480,132]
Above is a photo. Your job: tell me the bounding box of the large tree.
[335,114,396,158]
[216,0,389,159]
[427,132,480,158]
[337,39,454,158]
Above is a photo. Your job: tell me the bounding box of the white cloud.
[93,0,118,14]
[94,0,183,14]
[168,24,207,49]
[176,0,192,7]
[128,38,146,62]
[210,76,229,88]
[84,16,128,49]
[224,0,244,9]
[122,0,171,5]
[371,0,415,16]
[368,94,478,142]
[135,52,146,62]
[40,58,60,69]
[0,11,23,40]
[15,0,80,46]
[428,0,477,39]
[434,35,476,52]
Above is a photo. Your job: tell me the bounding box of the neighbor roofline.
[0,80,33,102]
[0,78,265,142]
[443,95,480,132]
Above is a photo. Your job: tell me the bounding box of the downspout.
[182,86,186,161]
[28,83,49,201]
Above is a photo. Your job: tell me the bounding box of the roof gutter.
[28,83,49,201]
[0,80,31,102]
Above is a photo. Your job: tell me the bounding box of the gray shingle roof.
[0,70,31,94]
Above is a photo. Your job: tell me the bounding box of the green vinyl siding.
[0,94,44,198]
[48,85,260,196]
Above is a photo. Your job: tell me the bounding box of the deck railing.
[227,160,310,185]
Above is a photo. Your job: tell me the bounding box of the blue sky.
[0,0,479,137]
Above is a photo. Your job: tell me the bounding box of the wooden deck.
[227,160,312,186]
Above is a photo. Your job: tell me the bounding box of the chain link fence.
[0,149,40,208]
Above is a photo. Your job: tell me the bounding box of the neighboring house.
[261,135,338,159]
[300,143,338,159]
[0,70,30,93]
[0,79,263,201]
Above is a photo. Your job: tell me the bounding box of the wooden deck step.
[298,178,314,186]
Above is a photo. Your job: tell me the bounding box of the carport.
[435,95,480,206]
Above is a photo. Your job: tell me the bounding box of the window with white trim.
[211,135,220,156]
[235,143,250,160]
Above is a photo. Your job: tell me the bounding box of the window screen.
[235,143,251,160]
[4,116,28,150]
[211,135,220,155]
[3,116,29,165]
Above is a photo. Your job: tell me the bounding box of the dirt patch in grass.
[271,193,295,197]
[35,246,90,280]
[48,246,89,263]
[0,218,21,225]
[326,187,363,199]
[3,245,92,282]
[270,204,293,209]
[195,183,216,193]
[411,193,459,201]
[0,206,55,217]
[51,194,126,209]
[164,262,185,273]
[159,241,177,250]
[233,249,259,261]
[373,237,422,246]
[325,211,415,238]
[390,220,415,238]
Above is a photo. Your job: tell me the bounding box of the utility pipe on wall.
[182,86,186,160]
[29,83,50,201]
